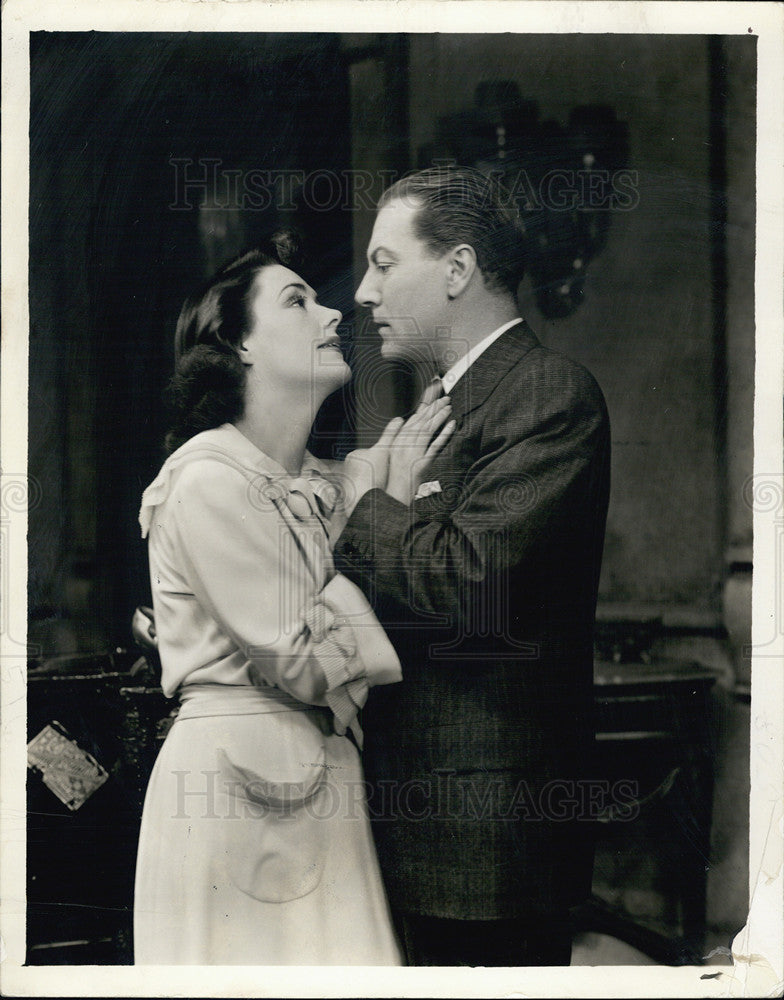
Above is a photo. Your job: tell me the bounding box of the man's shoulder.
[491,340,607,417]
[516,337,599,379]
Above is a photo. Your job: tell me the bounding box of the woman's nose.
[323,305,342,327]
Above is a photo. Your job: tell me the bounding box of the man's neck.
[434,296,520,375]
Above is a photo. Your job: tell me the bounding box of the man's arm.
[334,360,610,620]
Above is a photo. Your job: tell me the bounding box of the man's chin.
[379,338,427,367]
[379,339,398,359]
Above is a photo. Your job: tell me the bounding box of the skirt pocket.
[216,724,330,903]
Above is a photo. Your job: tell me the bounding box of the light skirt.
[133,686,403,965]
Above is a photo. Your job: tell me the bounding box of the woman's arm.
[325,396,454,543]
[169,458,400,727]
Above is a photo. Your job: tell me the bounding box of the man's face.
[355,198,451,366]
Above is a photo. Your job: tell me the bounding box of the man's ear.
[445,244,477,298]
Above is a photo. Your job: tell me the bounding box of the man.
[334,167,611,966]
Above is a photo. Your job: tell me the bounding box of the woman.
[133,232,453,965]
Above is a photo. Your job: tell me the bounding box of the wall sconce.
[419,82,630,319]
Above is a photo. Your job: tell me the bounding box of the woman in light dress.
[133,233,453,965]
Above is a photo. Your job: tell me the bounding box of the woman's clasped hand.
[333,392,454,526]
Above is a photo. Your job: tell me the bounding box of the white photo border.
[2,2,782,997]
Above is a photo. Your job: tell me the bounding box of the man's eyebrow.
[369,247,397,264]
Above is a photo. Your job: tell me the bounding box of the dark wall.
[406,34,756,619]
[29,32,354,648]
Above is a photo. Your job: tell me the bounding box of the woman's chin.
[316,356,352,389]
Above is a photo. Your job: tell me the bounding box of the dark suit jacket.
[334,321,611,920]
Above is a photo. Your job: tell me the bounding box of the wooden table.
[26,656,719,965]
[575,657,719,965]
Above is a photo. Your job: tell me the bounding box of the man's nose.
[355,269,379,308]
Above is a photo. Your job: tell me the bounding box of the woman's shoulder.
[171,451,245,494]
[140,427,263,537]
[166,424,250,467]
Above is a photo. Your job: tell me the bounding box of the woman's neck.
[234,382,319,475]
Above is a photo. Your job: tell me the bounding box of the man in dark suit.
[334,167,611,966]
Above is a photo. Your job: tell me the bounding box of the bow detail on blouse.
[262,470,340,526]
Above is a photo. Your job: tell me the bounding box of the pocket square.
[415,480,442,500]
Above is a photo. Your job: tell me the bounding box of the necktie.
[419,374,445,407]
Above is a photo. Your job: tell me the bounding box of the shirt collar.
[214,423,326,479]
[441,318,523,395]
[138,424,336,537]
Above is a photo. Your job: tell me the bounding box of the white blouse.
[138,424,400,737]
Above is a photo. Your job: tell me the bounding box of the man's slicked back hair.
[379,167,526,296]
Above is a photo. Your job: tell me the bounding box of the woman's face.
[241,264,350,393]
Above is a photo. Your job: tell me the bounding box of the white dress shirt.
[441,317,524,394]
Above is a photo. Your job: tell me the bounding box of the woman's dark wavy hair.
[379,166,526,296]
[164,230,305,455]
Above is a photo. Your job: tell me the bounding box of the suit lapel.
[446,320,540,420]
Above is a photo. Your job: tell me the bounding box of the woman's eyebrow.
[277,282,316,300]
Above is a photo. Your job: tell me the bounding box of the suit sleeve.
[334,361,610,619]
[170,460,401,728]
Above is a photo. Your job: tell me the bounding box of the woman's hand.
[324,389,454,545]
[385,396,455,505]
[327,417,406,541]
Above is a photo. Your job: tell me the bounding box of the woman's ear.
[238,344,253,366]
[445,244,477,299]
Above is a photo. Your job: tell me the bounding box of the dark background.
[27,32,755,962]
